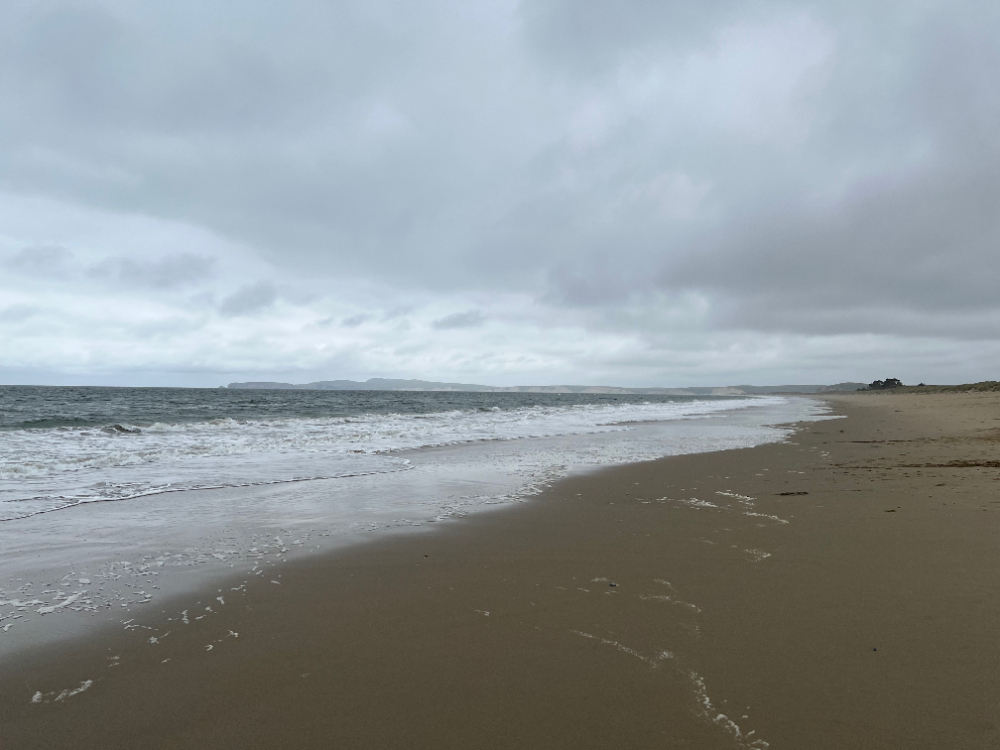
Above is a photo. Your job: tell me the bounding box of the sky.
[1,0,997,388]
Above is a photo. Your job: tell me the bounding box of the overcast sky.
[1,0,997,387]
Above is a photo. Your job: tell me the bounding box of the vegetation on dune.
[854,381,1000,394]
[863,378,904,390]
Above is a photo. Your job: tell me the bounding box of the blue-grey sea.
[0,385,711,430]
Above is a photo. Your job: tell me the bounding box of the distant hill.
[228,378,496,392]
[226,379,864,395]
[815,383,868,392]
[727,383,866,394]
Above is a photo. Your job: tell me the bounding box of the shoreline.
[0,396,824,661]
[2,393,997,748]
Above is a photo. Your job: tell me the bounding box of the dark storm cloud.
[0,0,997,384]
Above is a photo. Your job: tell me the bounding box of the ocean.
[0,386,833,653]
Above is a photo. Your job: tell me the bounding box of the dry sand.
[2,393,997,748]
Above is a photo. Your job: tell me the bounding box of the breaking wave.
[0,397,777,521]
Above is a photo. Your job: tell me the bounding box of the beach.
[2,392,997,748]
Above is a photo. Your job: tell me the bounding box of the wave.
[0,455,413,522]
[0,397,780,521]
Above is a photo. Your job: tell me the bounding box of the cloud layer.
[1,1,997,386]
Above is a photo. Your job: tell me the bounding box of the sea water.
[0,386,833,653]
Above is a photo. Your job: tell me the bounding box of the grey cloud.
[3,3,376,134]
[380,307,414,322]
[528,4,1000,340]
[0,1,536,284]
[88,253,216,289]
[3,246,215,290]
[660,164,1000,330]
[432,310,486,329]
[219,282,278,316]
[0,304,41,323]
[519,0,750,76]
[4,246,73,275]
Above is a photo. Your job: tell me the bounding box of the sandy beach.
[2,392,997,749]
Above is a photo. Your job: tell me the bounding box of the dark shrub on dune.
[866,378,904,390]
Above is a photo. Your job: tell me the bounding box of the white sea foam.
[31,679,93,704]
[0,397,774,520]
[571,630,664,668]
[716,491,755,506]
[686,670,770,749]
[2,398,768,478]
[638,594,702,613]
[677,497,719,509]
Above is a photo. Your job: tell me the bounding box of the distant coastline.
[225,378,866,395]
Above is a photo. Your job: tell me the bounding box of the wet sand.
[2,393,998,748]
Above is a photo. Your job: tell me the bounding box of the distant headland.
[225,378,867,395]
